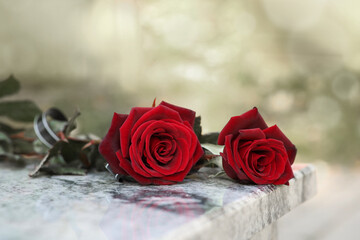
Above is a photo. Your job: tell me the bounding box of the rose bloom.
[218,108,296,185]
[99,101,204,185]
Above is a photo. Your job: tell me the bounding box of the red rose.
[218,107,296,185]
[99,101,204,185]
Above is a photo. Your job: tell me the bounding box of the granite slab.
[0,163,316,240]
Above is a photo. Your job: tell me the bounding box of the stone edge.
[162,164,317,240]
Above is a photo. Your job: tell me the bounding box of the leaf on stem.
[194,116,202,140]
[0,100,41,122]
[0,75,20,99]
[29,141,64,177]
[63,108,81,136]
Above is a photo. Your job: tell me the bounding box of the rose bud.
[99,101,204,185]
[218,107,297,185]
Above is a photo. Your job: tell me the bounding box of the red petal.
[272,160,294,185]
[160,139,203,182]
[237,128,266,141]
[119,107,152,158]
[218,107,268,145]
[117,150,175,185]
[223,134,236,170]
[263,125,297,165]
[99,113,128,175]
[221,134,255,184]
[159,101,196,127]
[131,105,183,136]
[191,139,204,166]
[222,156,238,180]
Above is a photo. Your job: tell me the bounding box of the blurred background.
[0,0,359,239]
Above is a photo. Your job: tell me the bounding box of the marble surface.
[0,163,316,240]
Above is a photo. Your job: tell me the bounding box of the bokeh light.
[0,0,359,165]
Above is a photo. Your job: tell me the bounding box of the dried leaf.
[64,108,80,136]
[0,75,20,99]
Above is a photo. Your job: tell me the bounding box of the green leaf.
[48,154,67,165]
[208,170,226,178]
[60,141,83,163]
[0,75,20,99]
[83,142,106,171]
[194,116,202,141]
[40,166,87,175]
[201,143,224,156]
[29,139,90,177]
[0,100,41,122]
[200,132,219,144]
[0,122,24,134]
[12,138,35,154]
[0,132,11,144]
[29,141,64,177]
[0,152,27,166]
[0,132,12,153]
[33,139,49,154]
[48,119,68,134]
[0,146,5,155]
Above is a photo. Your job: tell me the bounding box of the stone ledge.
[0,163,316,240]
[163,164,316,240]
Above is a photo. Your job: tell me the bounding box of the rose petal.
[158,155,192,182]
[182,120,199,156]
[159,101,196,126]
[190,138,204,167]
[223,134,236,170]
[131,105,183,137]
[144,128,183,176]
[143,121,189,173]
[174,138,190,172]
[116,150,151,183]
[130,119,199,178]
[237,128,267,141]
[273,160,294,185]
[151,138,175,163]
[99,113,128,175]
[255,139,287,182]
[236,139,275,184]
[160,139,203,182]
[117,150,175,185]
[130,143,163,177]
[218,107,268,145]
[235,170,254,183]
[263,125,297,165]
[222,156,238,180]
[129,120,165,177]
[120,107,152,158]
